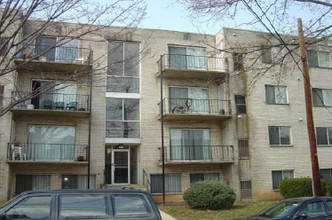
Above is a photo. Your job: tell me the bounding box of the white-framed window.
[105,98,140,138]
[107,41,140,93]
[265,85,288,104]
[316,127,332,146]
[169,45,206,70]
[308,50,331,68]
[189,173,219,184]
[268,126,291,146]
[150,173,181,193]
[261,46,282,64]
[272,170,294,190]
[312,88,332,107]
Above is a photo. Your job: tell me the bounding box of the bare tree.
[0,0,147,116]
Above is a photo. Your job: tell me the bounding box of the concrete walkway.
[160,210,177,220]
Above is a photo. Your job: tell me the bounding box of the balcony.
[158,98,231,121]
[14,44,93,73]
[7,143,88,164]
[157,54,228,79]
[160,145,234,165]
[11,91,90,118]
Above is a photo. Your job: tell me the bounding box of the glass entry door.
[112,149,130,184]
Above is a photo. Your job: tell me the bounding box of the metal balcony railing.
[159,98,230,116]
[158,54,228,72]
[160,145,234,163]
[105,121,140,138]
[8,143,87,162]
[15,44,93,65]
[12,91,90,111]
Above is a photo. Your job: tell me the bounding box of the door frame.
[111,148,130,184]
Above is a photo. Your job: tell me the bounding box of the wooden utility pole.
[297,18,321,196]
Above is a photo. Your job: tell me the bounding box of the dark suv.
[0,189,162,220]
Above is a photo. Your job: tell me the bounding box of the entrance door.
[112,149,130,184]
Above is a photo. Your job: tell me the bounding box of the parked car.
[242,197,332,220]
[0,189,162,220]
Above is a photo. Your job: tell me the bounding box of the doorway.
[112,149,130,184]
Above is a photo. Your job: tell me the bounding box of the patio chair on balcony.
[11,144,25,160]
[55,101,65,110]
[42,99,53,109]
[66,102,78,110]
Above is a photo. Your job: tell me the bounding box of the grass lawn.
[158,200,275,220]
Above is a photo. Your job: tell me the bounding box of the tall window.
[272,170,294,190]
[238,139,249,159]
[240,180,252,199]
[268,126,291,146]
[170,129,210,160]
[316,127,332,146]
[150,174,181,193]
[35,36,79,62]
[28,125,75,161]
[190,173,219,184]
[107,41,139,93]
[312,88,332,107]
[0,37,9,56]
[169,46,206,70]
[16,175,50,195]
[0,85,4,109]
[235,95,246,114]
[233,53,244,71]
[265,85,288,104]
[308,50,331,68]
[106,98,140,138]
[169,87,208,114]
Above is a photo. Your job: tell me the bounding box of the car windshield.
[256,200,302,218]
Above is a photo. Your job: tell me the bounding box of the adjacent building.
[1,17,332,204]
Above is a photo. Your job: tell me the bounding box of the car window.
[112,194,151,216]
[5,195,51,219]
[58,194,108,218]
[298,201,326,217]
[326,199,332,212]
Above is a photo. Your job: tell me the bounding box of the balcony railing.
[159,98,230,116]
[160,145,234,163]
[158,54,228,73]
[15,44,93,65]
[105,121,140,138]
[7,143,87,162]
[12,91,90,111]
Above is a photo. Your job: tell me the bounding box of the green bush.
[183,181,236,210]
[327,180,332,196]
[279,178,327,198]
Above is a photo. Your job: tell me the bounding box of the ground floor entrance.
[105,145,138,185]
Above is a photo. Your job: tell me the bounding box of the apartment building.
[1,16,332,204]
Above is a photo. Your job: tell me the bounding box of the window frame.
[233,53,244,71]
[150,173,181,193]
[316,127,332,146]
[272,170,294,190]
[168,45,207,70]
[308,50,331,68]
[312,88,332,107]
[0,85,4,109]
[268,126,291,146]
[265,85,288,105]
[189,172,219,184]
[235,95,246,114]
[0,37,9,56]
[261,46,282,64]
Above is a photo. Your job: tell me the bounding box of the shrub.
[183,181,236,210]
[279,177,327,198]
[327,180,332,196]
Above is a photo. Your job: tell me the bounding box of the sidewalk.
[160,210,177,220]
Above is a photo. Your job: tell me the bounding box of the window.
[6,196,51,219]
[265,85,288,104]
[272,170,294,190]
[312,88,332,107]
[268,126,291,146]
[261,46,282,64]
[0,85,4,109]
[150,174,181,193]
[62,175,96,189]
[235,95,246,114]
[169,46,206,70]
[105,98,140,138]
[28,125,75,161]
[169,87,208,114]
[240,180,252,199]
[238,139,249,158]
[308,50,331,68]
[107,41,140,93]
[320,169,332,181]
[0,37,9,56]
[35,36,79,62]
[316,127,332,146]
[15,175,50,195]
[190,173,219,184]
[59,194,107,218]
[112,194,151,216]
[233,53,244,71]
[170,129,210,160]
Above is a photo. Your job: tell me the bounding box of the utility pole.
[297,18,321,196]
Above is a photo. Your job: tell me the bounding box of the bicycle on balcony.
[171,98,193,114]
